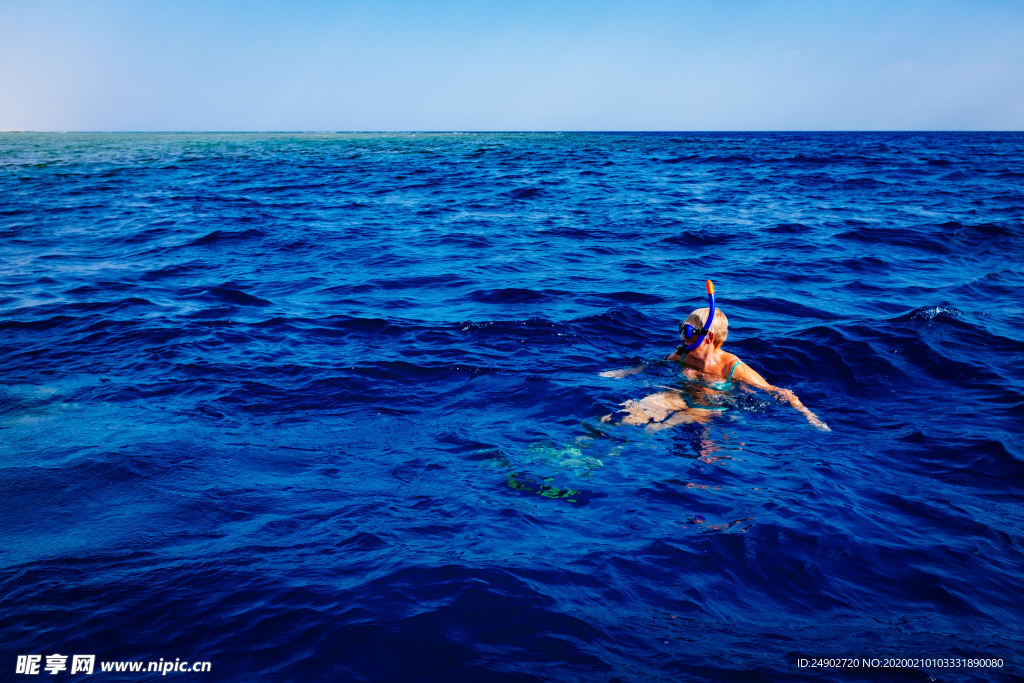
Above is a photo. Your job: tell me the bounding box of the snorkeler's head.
[681,308,728,348]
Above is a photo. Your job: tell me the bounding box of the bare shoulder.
[720,350,743,367]
[729,357,771,389]
[715,350,743,377]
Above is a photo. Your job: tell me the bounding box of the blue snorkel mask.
[678,280,716,352]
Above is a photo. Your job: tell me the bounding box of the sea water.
[1,132,1022,682]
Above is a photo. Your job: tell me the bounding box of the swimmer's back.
[677,350,745,384]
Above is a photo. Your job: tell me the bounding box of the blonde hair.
[684,308,728,348]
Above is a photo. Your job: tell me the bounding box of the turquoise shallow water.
[1,132,1023,681]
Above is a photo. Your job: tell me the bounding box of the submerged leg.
[602,391,717,431]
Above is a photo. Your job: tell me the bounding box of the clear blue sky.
[1,0,1022,131]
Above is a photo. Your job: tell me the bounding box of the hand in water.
[599,365,645,379]
[807,414,831,432]
[774,388,830,432]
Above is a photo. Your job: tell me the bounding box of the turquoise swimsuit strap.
[727,360,743,382]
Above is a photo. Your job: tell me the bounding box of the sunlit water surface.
[2,132,1022,682]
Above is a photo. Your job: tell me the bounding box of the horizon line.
[3,129,1023,135]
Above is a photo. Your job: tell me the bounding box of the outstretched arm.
[599,364,646,378]
[731,362,830,432]
[601,346,687,377]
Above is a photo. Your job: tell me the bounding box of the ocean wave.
[185,228,266,246]
[891,305,964,323]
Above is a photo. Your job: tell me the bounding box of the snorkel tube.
[679,280,716,351]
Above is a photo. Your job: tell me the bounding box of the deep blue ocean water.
[1,132,1023,682]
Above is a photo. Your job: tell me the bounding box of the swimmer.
[601,281,829,432]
